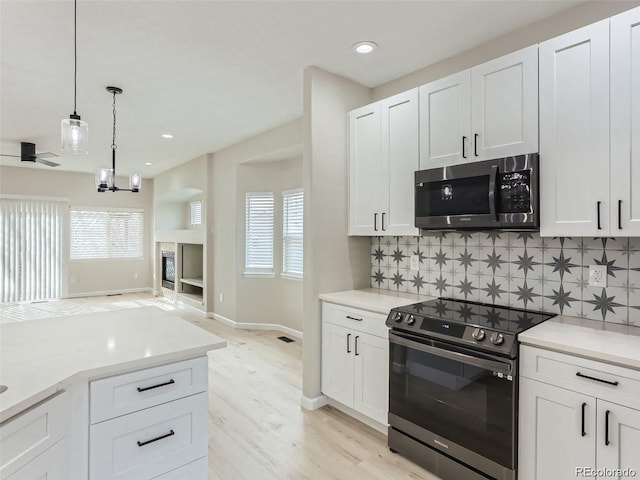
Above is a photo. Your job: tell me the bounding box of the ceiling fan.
[0,142,60,167]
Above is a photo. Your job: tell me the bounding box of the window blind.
[190,200,202,226]
[282,188,303,277]
[0,198,64,303]
[70,207,143,260]
[245,192,274,274]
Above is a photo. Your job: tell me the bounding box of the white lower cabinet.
[6,438,69,480]
[151,457,207,479]
[519,346,640,480]
[321,302,388,426]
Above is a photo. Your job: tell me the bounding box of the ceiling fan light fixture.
[61,0,88,154]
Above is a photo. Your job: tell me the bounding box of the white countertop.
[0,306,226,423]
[319,288,434,315]
[519,315,640,370]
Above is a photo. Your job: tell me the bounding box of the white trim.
[300,394,328,411]
[281,273,303,282]
[326,398,387,435]
[70,205,144,213]
[64,287,152,299]
[208,312,302,339]
[282,187,303,197]
[243,272,275,278]
[0,194,69,202]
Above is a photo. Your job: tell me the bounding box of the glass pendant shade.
[95,167,113,191]
[129,173,142,192]
[61,115,89,154]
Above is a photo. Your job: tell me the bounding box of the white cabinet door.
[6,439,69,480]
[321,321,354,408]
[381,88,419,236]
[348,104,383,235]
[353,332,388,425]
[597,401,640,478]
[471,45,538,160]
[419,70,471,169]
[519,378,596,480]
[539,20,610,237]
[611,7,640,236]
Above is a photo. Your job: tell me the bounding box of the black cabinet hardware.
[581,402,587,437]
[137,379,175,393]
[605,410,611,446]
[381,213,386,231]
[355,336,360,356]
[576,372,619,386]
[346,315,363,322]
[137,429,175,447]
[597,201,602,230]
[374,213,378,232]
[474,134,479,157]
[462,136,467,158]
[618,200,622,229]
[347,333,352,353]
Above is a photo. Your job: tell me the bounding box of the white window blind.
[0,198,64,303]
[70,207,143,260]
[282,189,303,278]
[190,200,202,226]
[245,192,274,274]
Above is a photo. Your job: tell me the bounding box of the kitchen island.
[0,306,226,479]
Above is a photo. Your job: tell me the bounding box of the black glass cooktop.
[393,297,555,335]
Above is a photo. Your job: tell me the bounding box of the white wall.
[0,165,154,297]
[301,67,372,402]
[235,158,303,333]
[208,119,303,326]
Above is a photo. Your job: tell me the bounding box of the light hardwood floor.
[1,293,439,480]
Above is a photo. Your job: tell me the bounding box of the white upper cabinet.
[419,45,538,169]
[611,6,640,236]
[348,89,419,236]
[471,45,539,160]
[539,20,610,237]
[419,71,471,168]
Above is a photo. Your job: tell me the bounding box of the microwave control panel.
[498,170,531,213]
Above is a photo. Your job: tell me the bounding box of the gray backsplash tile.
[370,233,639,324]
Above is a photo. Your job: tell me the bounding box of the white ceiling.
[0,0,582,179]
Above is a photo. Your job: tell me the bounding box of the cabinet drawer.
[520,346,640,409]
[0,391,69,479]
[5,438,69,480]
[89,392,208,480]
[322,302,388,338]
[151,457,207,479]
[91,356,208,423]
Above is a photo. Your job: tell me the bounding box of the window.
[245,192,274,274]
[282,189,303,278]
[190,200,202,226]
[70,207,143,260]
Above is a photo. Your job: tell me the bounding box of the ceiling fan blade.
[35,152,59,160]
[0,153,20,158]
[36,158,60,167]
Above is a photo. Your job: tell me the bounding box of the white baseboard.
[65,287,152,299]
[300,394,328,411]
[208,312,303,339]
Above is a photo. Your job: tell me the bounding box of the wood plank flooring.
[0,293,439,480]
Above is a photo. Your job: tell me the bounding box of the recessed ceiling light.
[353,41,378,54]
[144,162,153,166]
[161,133,173,139]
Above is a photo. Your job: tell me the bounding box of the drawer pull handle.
[605,410,611,446]
[575,372,619,387]
[346,315,363,322]
[137,429,175,447]
[581,402,587,437]
[137,379,175,392]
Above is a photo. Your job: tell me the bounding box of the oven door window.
[389,339,514,469]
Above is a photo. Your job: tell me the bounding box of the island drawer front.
[90,356,208,424]
[322,302,388,338]
[5,438,68,480]
[0,391,69,479]
[520,345,640,409]
[151,457,207,479]
[89,392,208,480]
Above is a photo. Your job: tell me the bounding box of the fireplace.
[161,251,176,290]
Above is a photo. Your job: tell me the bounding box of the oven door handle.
[389,331,513,375]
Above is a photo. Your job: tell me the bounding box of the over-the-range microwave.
[415,153,539,230]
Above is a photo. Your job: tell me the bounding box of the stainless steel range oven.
[386,298,555,480]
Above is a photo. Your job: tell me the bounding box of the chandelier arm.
[73,0,77,115]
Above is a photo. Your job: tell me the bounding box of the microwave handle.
[488,165,498,218]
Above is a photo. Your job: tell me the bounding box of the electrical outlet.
[410,255,420,271]
[588,265,607,287]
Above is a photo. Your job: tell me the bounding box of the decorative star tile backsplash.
[370,233,640,325]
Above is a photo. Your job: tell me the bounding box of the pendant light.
[61,0,88,154]
[95,86,141,193]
